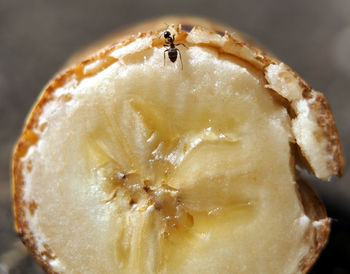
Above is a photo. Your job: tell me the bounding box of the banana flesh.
[21,45,314,273]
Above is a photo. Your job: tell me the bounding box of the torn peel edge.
[295,179,331,273]
[291,90,344,180]
[264,63,344,180]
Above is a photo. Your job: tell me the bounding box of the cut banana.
[13,17,344,273]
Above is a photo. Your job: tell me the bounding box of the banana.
[13,17,344,273]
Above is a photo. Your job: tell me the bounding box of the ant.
[163,30,186,69]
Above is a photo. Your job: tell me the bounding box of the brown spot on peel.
[28,201,38,216]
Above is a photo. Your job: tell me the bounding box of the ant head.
[164,31,171,38]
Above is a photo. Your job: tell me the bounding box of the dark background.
[0,0,349,273]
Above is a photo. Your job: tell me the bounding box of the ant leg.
[176,49,183,70]
[176,43,188,48]
[164,49,169,66]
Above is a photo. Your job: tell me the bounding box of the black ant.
[163,31,186,69]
